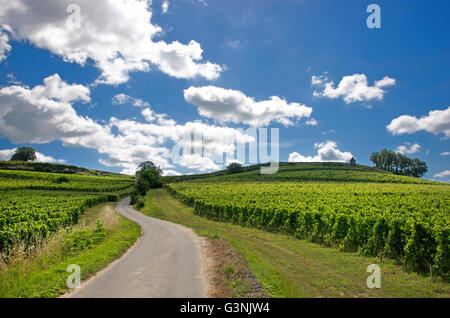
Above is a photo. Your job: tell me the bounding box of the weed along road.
[66,198,207,298]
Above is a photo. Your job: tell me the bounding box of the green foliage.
[61,221,106,255]
[63,229,93,254]
[10,147,37,162]
[135,161,163,195]
[180,164,437,184]
[370,149,428,177]
[0,169,134,192]
[135,198,145,209]
[54,176,70,184]
[226,162,244,174]
[434,226,449,279]
[404,223,437,275]
[167,181,449,277]
[0,191,110,253]
[93,220,107,244]
[0,169,131,253]
[0,160,131,176]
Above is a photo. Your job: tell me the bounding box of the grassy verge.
[0,203,141,298]
[140,188,449,298]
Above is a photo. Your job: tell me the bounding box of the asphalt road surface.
[66,197,207,298]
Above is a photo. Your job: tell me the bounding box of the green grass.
[163,162,443,185]
[0,203,141,298]
[139,188,449,298]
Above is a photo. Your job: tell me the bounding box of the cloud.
[0,0,222,85]
[0,73,93,144]
[288,141,353,163]
[162,0,169,14]
[141,108,176,126]
[162,169,181,176]
[0,74,256,174]
[0,148,66,163]
[112,94,149,107]
[387,106,450,139]
[184,86,313,127]
[434,170,450,179]
[396,142,421,155]
[305,118,318,126]
[440,151,450,156]
[0,30,11,62]
[312,74,396,104]
[224,39,242,49]
[35,152,67,164]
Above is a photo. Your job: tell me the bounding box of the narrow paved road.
[66,198,207,298]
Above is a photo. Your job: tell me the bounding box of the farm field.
[166,164,450,278]
[0,168,139,297]
[0,169,134,192]
[0,170,135,254]
[164,163,440,184]
[139,188,449,297]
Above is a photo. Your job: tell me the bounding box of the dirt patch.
[202,236,267,298]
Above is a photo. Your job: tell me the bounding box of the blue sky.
[0,0,448,180]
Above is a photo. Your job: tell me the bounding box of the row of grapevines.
[166,182,449,277]
[192,166,437,184]
[0,170,134,192]
[0,190,110,252]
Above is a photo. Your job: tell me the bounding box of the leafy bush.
[62,221,106,255]
[54,176,70,184]
[63,229,93,254]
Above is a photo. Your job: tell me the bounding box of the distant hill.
[0,160,127,177]
[163,162,442,185]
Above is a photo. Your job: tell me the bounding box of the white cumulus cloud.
[387,106,450,139]
[0,0,222,85]
[184,86,313,127]
[0,30,11,62]
[112,94,149,107]
[434,170,450,179]
[288,141,353,163]
[0,74,256,175]
[396,142,421,155]
[162,0,169,14]
[0,148,66,163]
[312,74,396,104]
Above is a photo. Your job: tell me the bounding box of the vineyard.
[0,170,134,192]
[177,163,440,184]
[166,180,450,277]
[0,170,134,253]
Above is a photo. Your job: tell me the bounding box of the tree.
[226,162,244,174]
[370,152,382,169]
[135,161,163,195]
[10,147,37,161]
[410,158,428,178]
[397,153,410,175]
[370,149,427,178]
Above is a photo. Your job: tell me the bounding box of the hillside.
[163,162,442,185]
[0,160,127,177]
[163,161,449,283]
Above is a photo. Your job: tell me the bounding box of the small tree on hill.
[10,147,37,162]
[226,162,244,174]
[135,161,163,195]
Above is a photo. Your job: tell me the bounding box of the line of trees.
[370,149,428,177]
